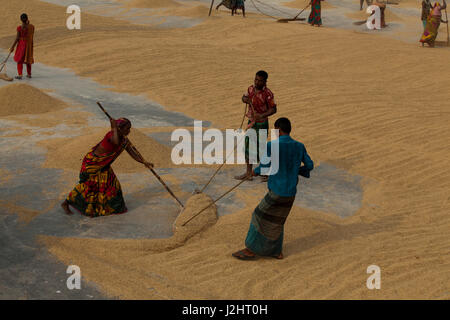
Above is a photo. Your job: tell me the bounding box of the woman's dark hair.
[256,70,268,81]
[20,13,28,22]
[116,118,131,128]
[274,117,291,134]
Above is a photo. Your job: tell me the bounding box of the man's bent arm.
[298,146,314,178]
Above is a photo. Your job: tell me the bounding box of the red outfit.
[14,26,33,76]
[17,63,32,76]
[244,85,276,123]
[99,131,122,154]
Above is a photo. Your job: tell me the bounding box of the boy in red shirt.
[235,70,277,181]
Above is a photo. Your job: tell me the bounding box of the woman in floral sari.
[420,0,448,47]
[61,118,153,217]
[308,0,325,27]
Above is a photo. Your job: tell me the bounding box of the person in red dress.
[61,118,154,217]
[9,13,35,80]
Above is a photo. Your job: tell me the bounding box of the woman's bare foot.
[61,200,73,215]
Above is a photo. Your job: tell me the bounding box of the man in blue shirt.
[232,117,313,260]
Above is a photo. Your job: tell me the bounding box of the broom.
[0,51,13,82]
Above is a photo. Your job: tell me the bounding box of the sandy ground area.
[1,0,449,299]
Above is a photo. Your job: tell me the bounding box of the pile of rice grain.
[172,192,217,240]
[0,83,66,117]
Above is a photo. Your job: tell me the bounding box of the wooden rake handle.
[129,141,185,208]
[96,102,113,120]
[200,102,257,193]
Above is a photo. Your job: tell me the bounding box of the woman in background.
[420,0,448,47]
[422,0,433,31]
[232,0,246,17]
[10,13,34,79]
[216,0,246,17]
[308,0,325,27]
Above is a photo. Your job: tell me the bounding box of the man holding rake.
[232,117,314,260]
[235,70,277,182]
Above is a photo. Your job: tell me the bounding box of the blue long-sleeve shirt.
[254,135,314,197]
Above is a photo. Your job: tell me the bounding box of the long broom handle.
[293,2,311,20]
[182,176,250,226]
[96,102,184,208]
[199,130,247,193]
[209,0,215,16]
[0,51,12,73]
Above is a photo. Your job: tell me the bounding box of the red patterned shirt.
[244,85,276,123]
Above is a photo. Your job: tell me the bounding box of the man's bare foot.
[232,248,257,260]
[273,252,283,259]
[61,200,73,215]
[234,173,253,181]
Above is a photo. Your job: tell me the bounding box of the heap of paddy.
[0,83,66,117]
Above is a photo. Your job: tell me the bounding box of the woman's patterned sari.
[66,134,129,217]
